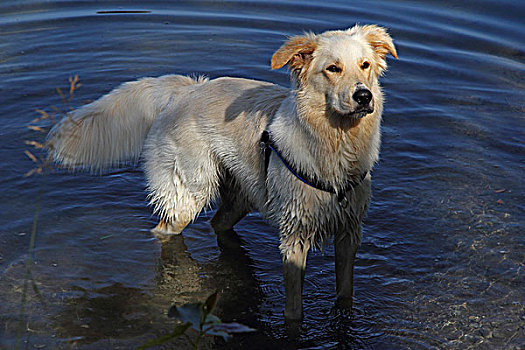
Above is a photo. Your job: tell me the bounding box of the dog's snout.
[352,89,372,106]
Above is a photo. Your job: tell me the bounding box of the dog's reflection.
[155,233,205,305]
[52,227,263,347]
[156,228,262,331]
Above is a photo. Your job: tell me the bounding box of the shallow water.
[1,0,523,349]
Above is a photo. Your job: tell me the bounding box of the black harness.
[261,130,368,205]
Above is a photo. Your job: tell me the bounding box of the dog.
[47,24,397,320]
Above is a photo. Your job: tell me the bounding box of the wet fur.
[47,24,396,320]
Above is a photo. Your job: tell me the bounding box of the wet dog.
[47,24,397,320]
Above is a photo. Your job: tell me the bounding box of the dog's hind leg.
[147,161,218,235]
[152,218,190,235]
[210,177,249,232]
[334,232,359,308]
[210,197,249,233]
[282,240,310,320]
[144,131,220,236]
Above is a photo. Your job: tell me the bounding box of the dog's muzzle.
[351,88,374,117]
[352,88,372,106]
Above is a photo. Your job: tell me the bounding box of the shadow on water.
[208,229,271,349]
[45,226,269,348]
[53,283,154,343]
[47,224,301,349]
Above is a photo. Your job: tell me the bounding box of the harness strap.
[261,130,367,203]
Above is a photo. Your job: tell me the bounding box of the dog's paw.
[151,220,185,235]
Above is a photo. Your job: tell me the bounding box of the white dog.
[47,24,397,320]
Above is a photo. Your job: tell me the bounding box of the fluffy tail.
[47,74,208,171]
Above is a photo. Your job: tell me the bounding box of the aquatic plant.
[138,292,255,350]
[15,76,81,349]
[24,75,81,177]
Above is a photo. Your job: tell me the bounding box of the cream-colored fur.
[47,24,397,320]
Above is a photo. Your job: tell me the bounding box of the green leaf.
[211,322,256,334]
[204,313,221,325]
[203,292,218,316]
[168,293,220,331]
[168,303,203,332]
[137,322,191,350]
[172,322,192,337]
[203,322,256,341]
[204,327,231,341]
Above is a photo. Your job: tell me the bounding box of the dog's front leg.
[282,241,309,320]
[334,232,359,308]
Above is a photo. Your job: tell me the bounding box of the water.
[1,0,523,348]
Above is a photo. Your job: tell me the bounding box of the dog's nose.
[352,89,372,106]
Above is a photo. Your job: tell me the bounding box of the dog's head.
[272,25,397,120]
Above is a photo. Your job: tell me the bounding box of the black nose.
[352,89,372,106]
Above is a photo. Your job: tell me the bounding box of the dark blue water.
[1,1,523,349]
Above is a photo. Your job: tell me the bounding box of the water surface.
[1,0,523,349]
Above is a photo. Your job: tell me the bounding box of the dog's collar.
[261,130,367,204]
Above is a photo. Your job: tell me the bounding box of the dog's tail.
[47,74,208,171]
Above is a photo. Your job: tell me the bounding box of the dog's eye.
[326,65,342,73]
[361,61,370,70]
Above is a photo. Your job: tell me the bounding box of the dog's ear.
[271,35,317,71]
[356,25,397,75]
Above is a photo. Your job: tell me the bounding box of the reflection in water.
[12,228,268,349]
[155,234,205,305]
[210,229,281,349]
[154,229,272,349]
[212,229,262,322]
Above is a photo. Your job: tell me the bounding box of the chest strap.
[261,130,367,203]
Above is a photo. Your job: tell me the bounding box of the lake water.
[1,0,523,349]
